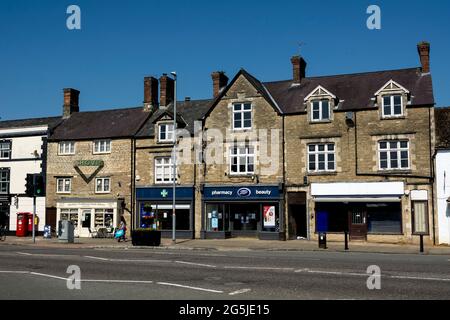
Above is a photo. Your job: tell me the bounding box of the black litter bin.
[318,232,327,249]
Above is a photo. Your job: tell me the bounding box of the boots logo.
[237,188,252,197]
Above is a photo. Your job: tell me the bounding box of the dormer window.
[304,85,336,123]
[382,95,403,117]
[311,100,330,122]
[158,123,174,142]
[375,80,409,119]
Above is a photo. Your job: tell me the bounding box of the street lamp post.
[171,72,177,245]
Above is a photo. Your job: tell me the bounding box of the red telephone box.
[16,213,29,237]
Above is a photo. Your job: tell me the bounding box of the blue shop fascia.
[200,184,285,240]
[136,185,195,239]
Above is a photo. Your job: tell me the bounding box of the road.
[0,244,449,300]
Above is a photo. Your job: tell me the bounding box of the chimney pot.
[291,56,307,85]
[211,71,229,98]
[63,88,80,119]
[417,41,431,74]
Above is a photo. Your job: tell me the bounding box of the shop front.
[311,182,405,241]
[56,198,122,238]
[136,186,195,239]
[201,185,285,240]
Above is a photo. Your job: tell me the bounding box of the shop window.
[262,204,279,232]
[94,209,114,228]
[412,201,429,234]
[367,203,402,234]
[206,204,225,232]
[60,209,79,229]
[140,202,190,231]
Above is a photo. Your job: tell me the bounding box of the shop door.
[80,209,92,237]
[349,208,367,240]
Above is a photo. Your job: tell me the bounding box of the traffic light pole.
[32,196,36,244]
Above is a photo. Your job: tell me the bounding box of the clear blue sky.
[1,0,449,120]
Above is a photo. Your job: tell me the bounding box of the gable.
[304,85,337,101]
[374,80,410,96]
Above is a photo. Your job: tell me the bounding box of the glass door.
[80,209,92,237]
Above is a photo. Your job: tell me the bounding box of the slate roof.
[263,68,435,114]
[435,107,450,149]
[0,116,62,130]
[49,107,151,141]
[136,99,212,137]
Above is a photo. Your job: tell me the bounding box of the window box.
[131,229,161,246]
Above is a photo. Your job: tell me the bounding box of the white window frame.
[155,157,176,184]
[158,123,175,143]
[382,94,403,118]
[93,140,111,154]
[58,142,75,155]
[307,143,336,173]
[94,209,114,228]
[0,141,11,159]
[56,178,72,194]
[0,169,10,194]
[95,177,111,194]
[311,99,331,122]
[378,140,410,170]
[229,145,255,175]
[232,103,252,130]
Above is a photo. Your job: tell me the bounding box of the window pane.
[309,145,315,152]
[401,160,409,168]
[104,179,110,191]
[384,105,391,116]
[318,162,325,170]
[318,154,325,162]
[318,145,325,152]
[243,104,251,110]
[380,142,387,149]
[394,95,402,105]
[394,104,402,115]
[380,152,387,160]
[383,96,391,106]
[400,141,408,149]
[380,160,388,169]
[312,111,320,120]
[327,144,334,151]
[234,104,242,111]
[390,142,398,149]
[244,120,252,128]
[321,101,330,120]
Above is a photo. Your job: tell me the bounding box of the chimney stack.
[63,88,80,119]
[159,74,175,108]
[211,71,229,98]
[144,76,159,112]
[417,41,431,74]
[291,56,307,85]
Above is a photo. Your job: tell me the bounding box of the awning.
[314,196,401,203]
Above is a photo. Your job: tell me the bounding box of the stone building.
[196,41,435,244]
[46,88,151,237]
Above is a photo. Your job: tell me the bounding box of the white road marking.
[175,261,216,268]
[84,256,109,261]
[16,252,33,256]
[389,275,450,282]
[229,288,251,296]
[224,266,294,271]
[0,271,29,274]
[29,272,68,281]
[82,279,154,284]
[157,282,224,294]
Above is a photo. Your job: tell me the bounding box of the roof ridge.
[263,67,421,85]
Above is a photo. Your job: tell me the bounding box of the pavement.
[2,235,450,255]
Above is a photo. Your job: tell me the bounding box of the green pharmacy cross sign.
[161,189,169,198]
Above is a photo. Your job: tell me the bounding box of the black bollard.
[420,234,424,253]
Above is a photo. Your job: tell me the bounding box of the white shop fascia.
[311,182,405,202]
